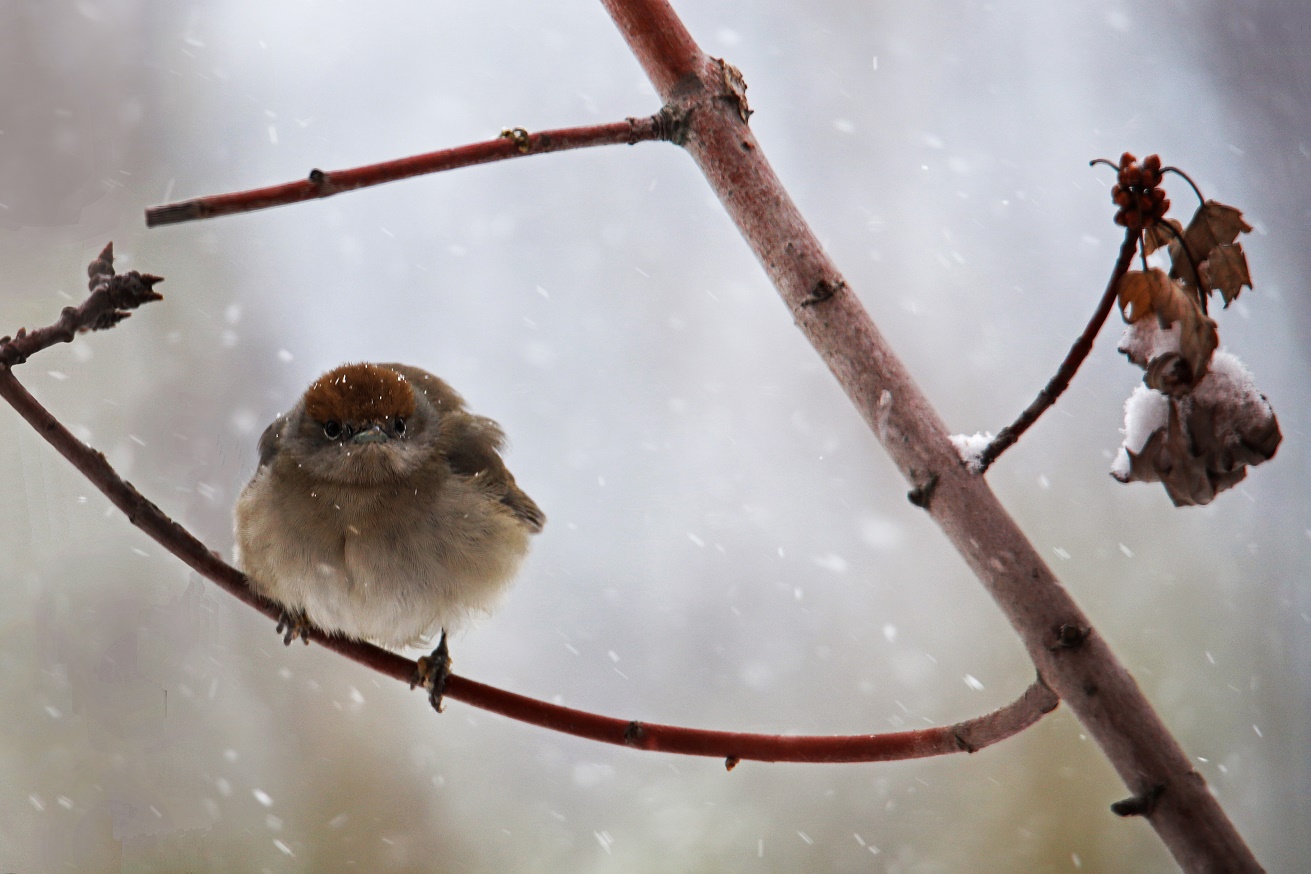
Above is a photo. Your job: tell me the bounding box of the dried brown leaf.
[1168,200,1254,299]
[1112,352,1281,506]
[1116,270,1162,323]
[1112,427,1169,485]
[1198,243,1252,307]
[1115,269,1218,394]
[1197,201,1253,244]
[1143,219,1181,256]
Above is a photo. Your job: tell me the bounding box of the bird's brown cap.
[303,363,416,424]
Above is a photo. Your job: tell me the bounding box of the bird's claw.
[411,630,452,712]
[275,609,312,646]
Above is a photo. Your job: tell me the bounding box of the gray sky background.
[2,1,1308,871]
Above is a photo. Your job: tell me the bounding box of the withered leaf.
[1143,218,1181,256]
[1198,243,1252,307]
[1111,352,1281,506]
[1167,200,1254,301]
[1116,270,1161,323]
[1115,269,1218,394]
[1196,201,1253,245]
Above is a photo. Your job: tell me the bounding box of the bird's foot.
[275,608,312,646]
[411,630,452,712]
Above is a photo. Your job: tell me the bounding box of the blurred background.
[1,1,1307,871]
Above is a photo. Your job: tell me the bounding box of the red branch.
[0,246,1057,766]
[145,115,674,227]
[599,0,1261,870]
[447,671,1055,764]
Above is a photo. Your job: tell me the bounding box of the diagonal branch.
[975,228,1140,472]
[145,114,677,227]
[599,0,1262,870]
[0,247,1057,766]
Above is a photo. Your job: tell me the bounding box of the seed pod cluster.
[1111,153,1170,230]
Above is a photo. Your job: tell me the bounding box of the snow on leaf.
[1110,351,1281,506]
[1115,268,1218,395]
[1118,385,1169,458]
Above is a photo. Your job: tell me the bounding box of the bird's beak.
[352,425,389,445]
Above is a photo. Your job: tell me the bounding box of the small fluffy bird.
[235,362,544,706]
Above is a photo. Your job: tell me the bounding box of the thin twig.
[975,228,1140,472]
[0,247,1058,765]
[600,0,1263,869]
[1161,166,1206,209]
[145,115,676,227]
[1152,217,1209,314]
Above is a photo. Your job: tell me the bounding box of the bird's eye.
[394,416,406,435]
[323,420,343,439]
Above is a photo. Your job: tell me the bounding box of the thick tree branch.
[145,115,676,227]
[0,247,1058,765]
[599,0,1262,870]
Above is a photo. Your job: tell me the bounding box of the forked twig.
[0,243,162,367]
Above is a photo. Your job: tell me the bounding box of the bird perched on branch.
[235,362,544,709]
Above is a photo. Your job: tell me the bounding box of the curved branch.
[145,114,676,227]
[599,0,1262,870]
[447,671,1056,764]
[0,247,1057,765]
[975,228,1139,472]
[1161,166,1207,210]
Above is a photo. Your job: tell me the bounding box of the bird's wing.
[256,413,288,467]
[444,413,546,534]
[383,363,545,533]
